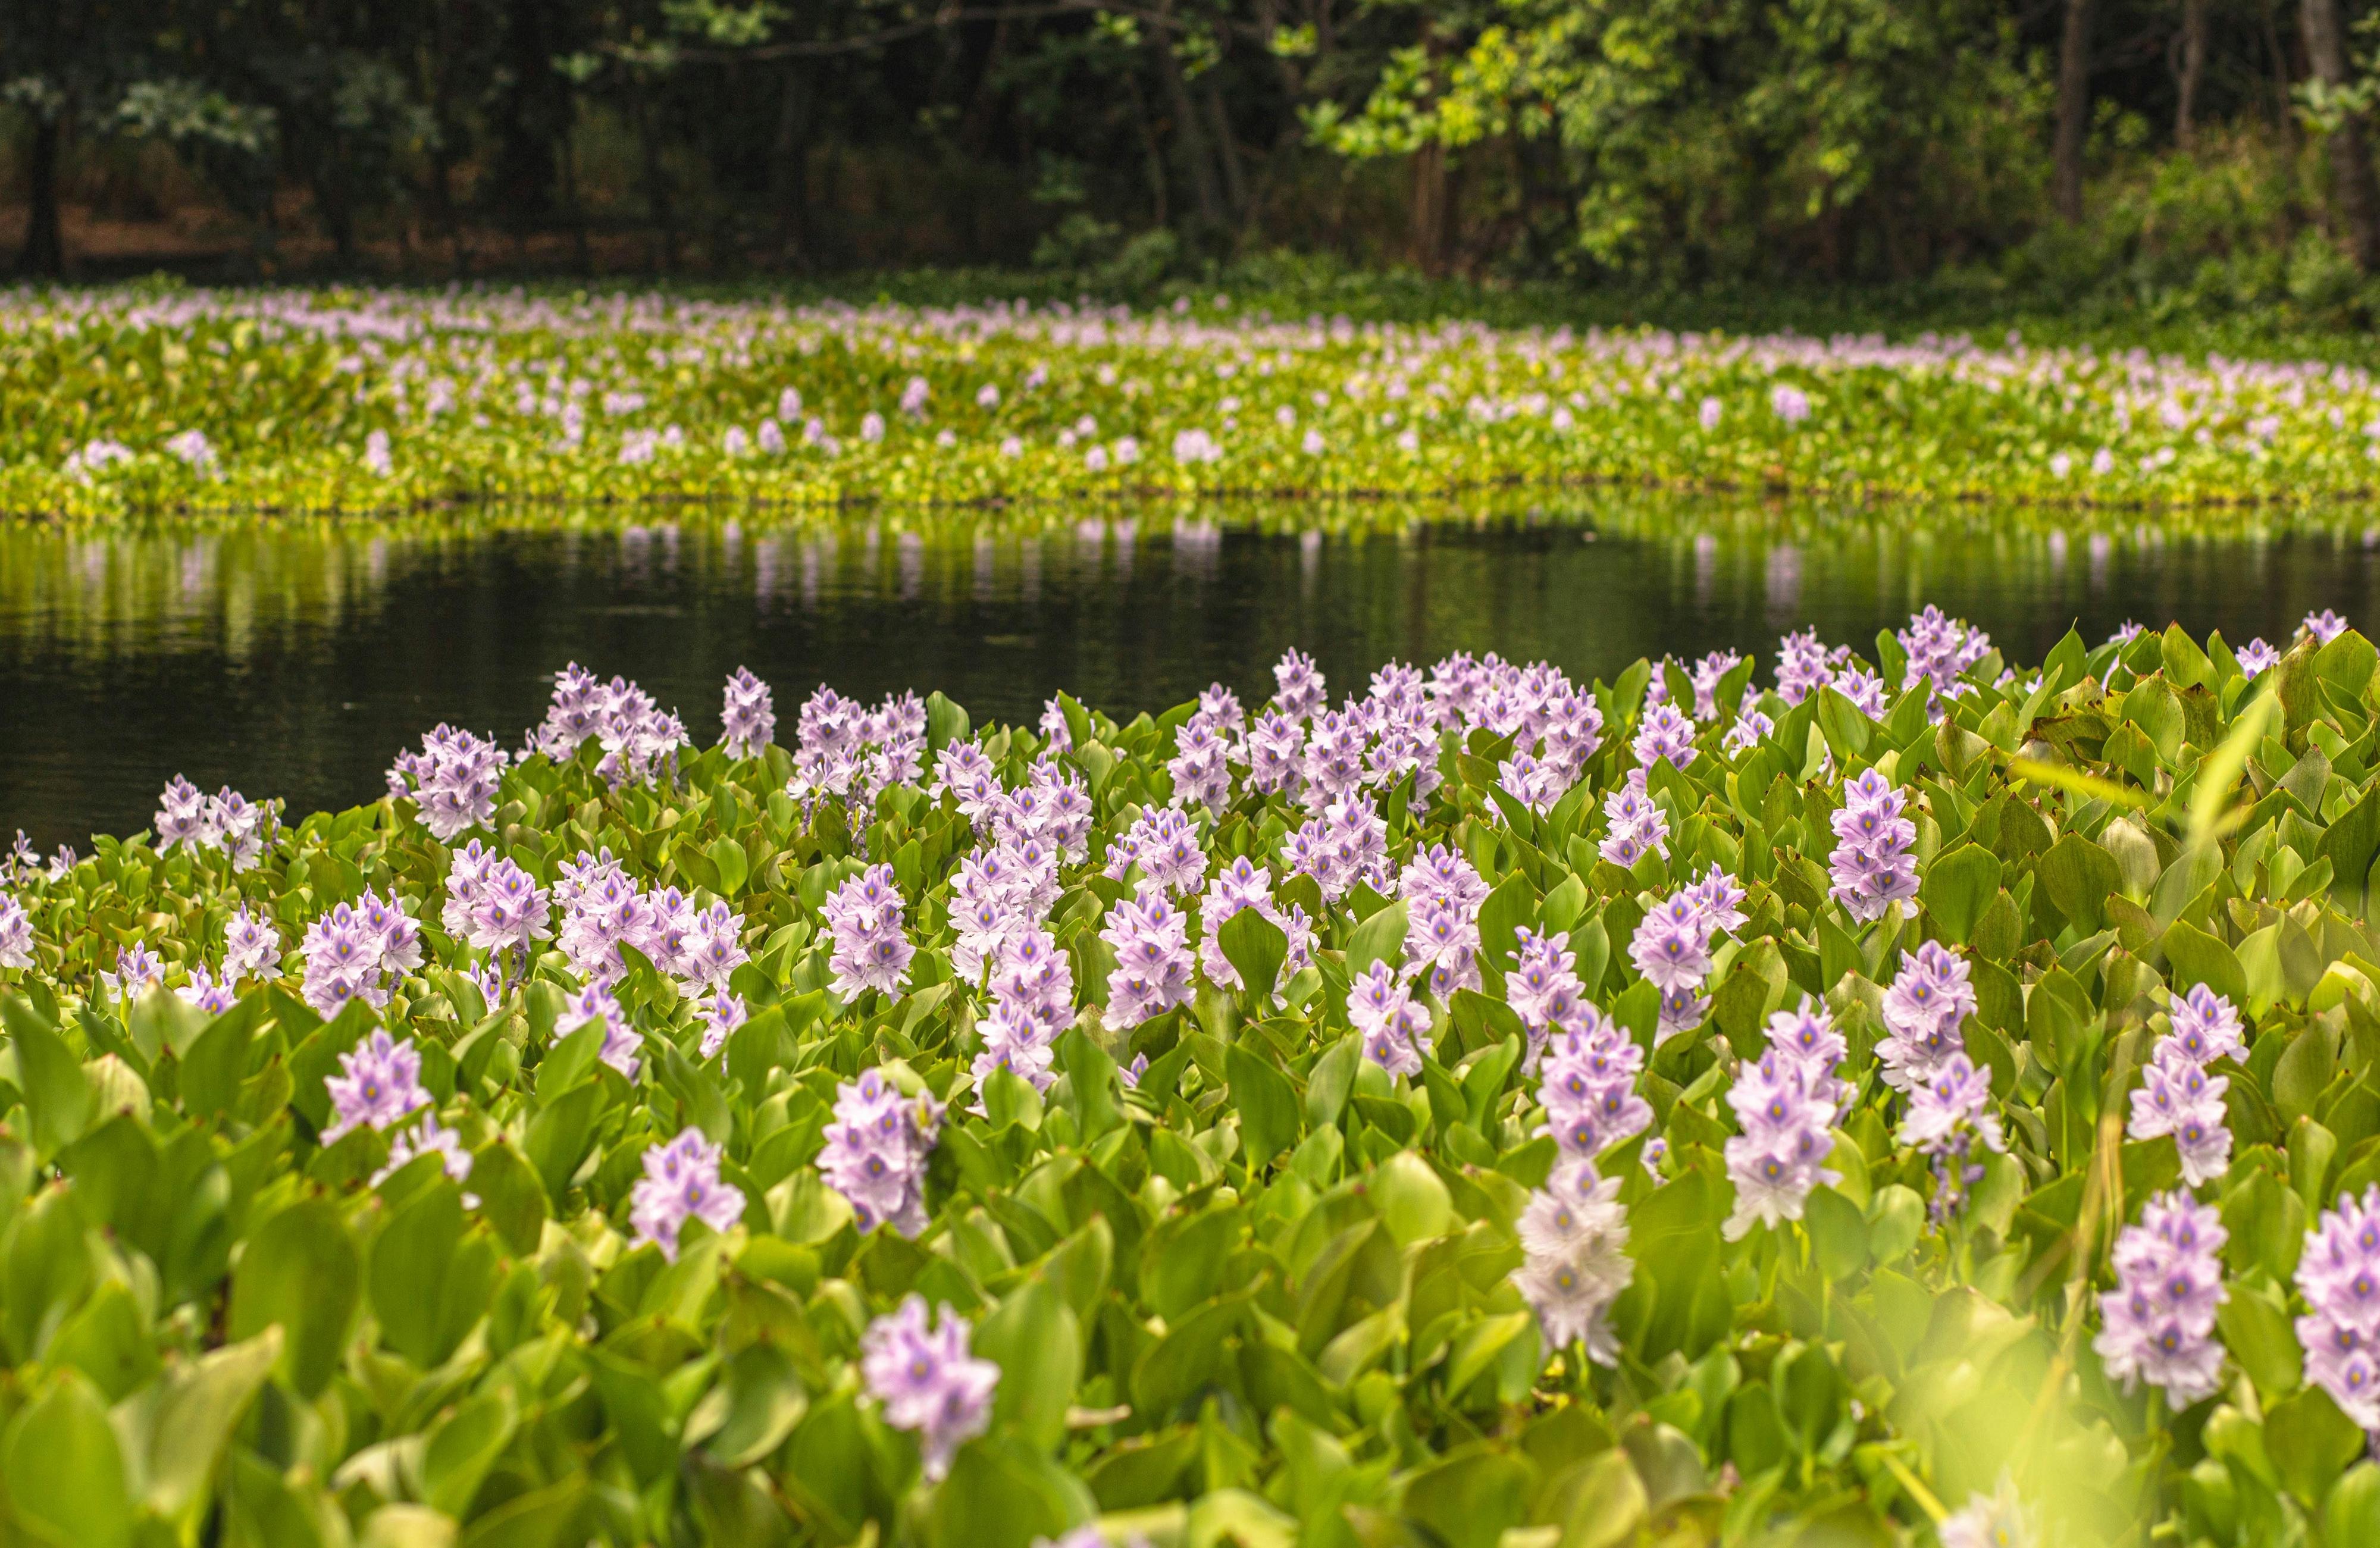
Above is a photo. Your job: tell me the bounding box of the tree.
[2300,0,2380,268]
[2052,0,2091,223]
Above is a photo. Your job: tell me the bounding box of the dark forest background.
[11,0,2380,333]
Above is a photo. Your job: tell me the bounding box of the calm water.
[6,502,2378,849]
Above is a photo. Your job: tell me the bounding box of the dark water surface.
[6,504,2378,849]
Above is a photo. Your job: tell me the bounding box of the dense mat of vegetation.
[1,605,2376,1545]
[10,284,2380,522]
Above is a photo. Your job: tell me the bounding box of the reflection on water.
[7,500,2378,848]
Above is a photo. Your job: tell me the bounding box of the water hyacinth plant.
[14,287,2380,520]
[3,607,2380,1545]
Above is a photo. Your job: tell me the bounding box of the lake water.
[6,499,2376,850]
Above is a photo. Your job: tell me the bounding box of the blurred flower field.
[9,285,2380,521]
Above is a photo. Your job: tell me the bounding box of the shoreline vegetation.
[12,280,2380,524]
[0,610,2373,1544]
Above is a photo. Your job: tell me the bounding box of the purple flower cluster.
[177,964,239,1014]
[300,888,425,1017]
[697,988,750,1058]
[1898,1055,2005,1221]
[2128,984,2243,1185]
[861,1296,1001,1481]
[972,926,1076,1096]
[1877,940,1978,1092]
[1627,870,1742,1039]
[1506,927,1594,1069]
[222,904,284,983]
[1198,855,1314,1001]
[1631,703,1699,770]
[1398,842,1486,998]
[818,1067,944,1236]
[630,1129,747,1261]
[825,864,915,1001]
[372,1113,475,1199]
[553,848,747,998]
[1103,806,1208,895]
[1598,776,1670,868]
[323,1030,431,1143]
[386,726,508,841]
[154,777,277,870]
[1686,650,1742,719]
[0,893,32,970]
[1242,707,1307,797]
[530,664,691,790]
[1721,697,1775,754]
[1774,629,1852,705]
[2095,1189,2228,1409]
[1273,649,1327,719]
[1898,605,1993,702]
[1722,1004,1847,1238]
[720,666,776,759]
[1348,960,1434,1076]
[1102,884,1195,1030]
[1828,769,1919,922]
[1283,795,1390,903]
[2306,608,2351,645]
[101,941,165,1001]
[444,843,552,963]
[1536,1001,1651,1160]
[558,980,643,1079]
[2298,1184,2380,1430]
[1512,1159,1633,1364]
[1169,717,1236,811]
[785,685,926,810]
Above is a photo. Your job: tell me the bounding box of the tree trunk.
[636,87,679,272]
[772,62,815,266]
[2303,0,2380,268]
[18,114,64,278]
[1204,80,1247,221]
[2053,0,2093,222]
[1154,33,1225,230]
[2174,0,2206,151]
[1125,72,1169,228]
[2263,0,2298,146]
[1412,141,1452,277]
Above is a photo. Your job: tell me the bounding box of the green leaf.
[2,1369,134,1548]
[1304,1034,1359,1130]
[423,1388,517,1518]
[2216,1281,2302,1397]
[927,1437,1094,1548]
[469,1138,548,1256]
[925,690,972,754]
[1374,1150,1455,1245]
[2269,1386,2366,1508]
[703,1343,808,1468]
[4,992,93,1159]
[1918,842,2002,943]
[1345,899,1409,979]
[1475,874,1540,979]
[2161,917,2249,1007]
[228,1196,361,1399]
[1219,908,1288,1004]
[710,836,750,898]
[143,1327,284,1522]
[2037,833,2122,935]
[1543,1448,1648,1548]
[1401,1443,1532,1548]
[1226,1044,1301,1168]
[975,1275,1083,1452]
[180,998,259,1121]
